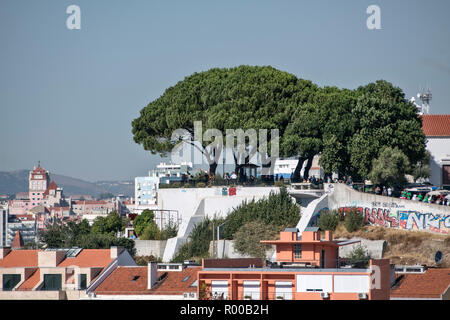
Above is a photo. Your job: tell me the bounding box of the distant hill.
[0,170,134,198]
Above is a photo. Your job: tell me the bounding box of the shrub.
[348,245,370,268]
[318,210,340,231]
[220,187,300,239]
[233,221,280,258]
[274,180,285,187]
[196,182,206,188]
[172,182,181,188]
[344,208,364,233]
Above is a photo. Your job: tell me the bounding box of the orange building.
[197,228,391,300]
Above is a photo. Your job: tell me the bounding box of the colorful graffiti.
[339,206,450,234]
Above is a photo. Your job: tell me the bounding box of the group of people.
[400,190,450,206]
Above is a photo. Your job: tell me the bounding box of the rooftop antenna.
[417,87,432,114]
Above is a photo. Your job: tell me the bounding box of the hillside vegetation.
[333,223,450,267]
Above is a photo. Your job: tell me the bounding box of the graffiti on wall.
[339,203,450,234]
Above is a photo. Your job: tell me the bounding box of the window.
[294,244,302,259]
[79,274,87,289]
[443,165,450,185]
[2,274,21,291]
[182,276,190,282]
[42,274,62,291]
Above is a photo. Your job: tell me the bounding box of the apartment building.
[197,228,391,300]
[0,236,136,300]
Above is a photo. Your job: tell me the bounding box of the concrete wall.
[0,290,64,300]
[336,238,386,259]
[134,240,167,258]
[209,239,275,260]
[427,137,450,187]
[158,187,279,262]
[328,183,450,234]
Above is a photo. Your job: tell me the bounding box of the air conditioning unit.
[320,292,329,299]
[358,293,367,299]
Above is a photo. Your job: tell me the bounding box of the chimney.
[38,250,66,267]
[0,247,11,259]
[147,262,158,289]
[324,230,333,241]
[110,246,124,259]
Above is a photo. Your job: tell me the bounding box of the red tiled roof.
[74,200,108,205]
[11,231,24,249]
[57,249,113,268]
[31,166,46,174]
[421,114,450,137]
[0,250,40,268]
[94,266,200,295]
[18,269,40,290]
[391,268,450,299]
[43,181,58,197]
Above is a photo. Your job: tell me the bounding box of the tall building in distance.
[28,163,50,208]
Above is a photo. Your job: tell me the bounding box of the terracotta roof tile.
[57,249,113,268]
[0,250,40,268]
[391,268,450,299]
[18,269,40,291]
[421,115,450,137]
[11,231,24,249]
[94,266,200,295]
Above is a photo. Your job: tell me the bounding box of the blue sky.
[0,0,449,181]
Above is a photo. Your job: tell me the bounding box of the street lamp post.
[216,222,227,259]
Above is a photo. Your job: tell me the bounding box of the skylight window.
[182,276,190,282]
[132,276,140,281]
[189,280,198,288]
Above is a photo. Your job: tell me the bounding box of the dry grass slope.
[333,223,450,267]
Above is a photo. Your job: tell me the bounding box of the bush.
[348,245,370,268]
[233,221,280,258]
[318,210,340,231]
[344,208,364,233]
[274,180,285,187]
[196,182,206,188]
[172,182,181,188]
[220,187,300,239]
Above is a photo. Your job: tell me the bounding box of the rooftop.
[421,114,450,137]
[391,268,450,299]
[94,266,200,295]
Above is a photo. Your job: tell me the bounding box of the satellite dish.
[435,251,443,265]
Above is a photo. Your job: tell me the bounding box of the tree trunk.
[209,162,218,176]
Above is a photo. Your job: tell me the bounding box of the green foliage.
[348,245,370,268]
[39,218,135,256]
[368,146,410,189]
[171,187,300,262]
[91,211,125,236]
[171,217,224,263]
[350,80,426,179]
[196,182,206,188]
[344,208,365,233]
[412,150,431,182]
[318,210,340,231]
[233,221,280,258]
[131,65,317,174]
[134,255,161,266]
[76,233,135,256]
[274,180,285,187]
[133,210,179,240]
[133,210,155,236]
[220,187,300,239]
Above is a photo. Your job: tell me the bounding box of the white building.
[422,115,450,189]
[149,162,193,185]
[134,176,159,214]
